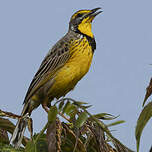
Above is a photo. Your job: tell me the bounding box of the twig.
[0,109,21,119]
[59,112,71,122]
[54,98,77,106]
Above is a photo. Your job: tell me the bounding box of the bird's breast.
[47,37,93,99]
[68,38,93,79]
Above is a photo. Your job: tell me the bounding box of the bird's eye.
[77,13,83,18]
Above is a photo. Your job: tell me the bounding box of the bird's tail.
[10,102,30,148]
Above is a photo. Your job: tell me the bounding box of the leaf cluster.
[0,98,134,152]
[135,78,152,152]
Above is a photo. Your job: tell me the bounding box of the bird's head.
[69,8,102,38]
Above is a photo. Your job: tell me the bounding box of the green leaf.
[25,141,35,152]
[93,113,118,120]
[0,117,15,134]
[69,108,77,121]
[143,78,152,106]
[66,104,76,116]
[0,117,29,146]
[135,102,152,152]
[25,134,48,152]
[88,123,110,152]
[75,112,88,128]
[59,100,65,110]
[62,101,77,116]
[73,101,88,106]
[48,106,58,123]
[0,143,24,152]
[62,123,86,152]
[112,137,135,152]
[62,101,71,114]
[85,110,134,152]
[107,120,125,127]
[81,105,92,109]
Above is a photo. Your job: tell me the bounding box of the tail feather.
[10,118,28,148]
[10,103,30,148]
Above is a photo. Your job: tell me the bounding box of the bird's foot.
[42,104,49,113]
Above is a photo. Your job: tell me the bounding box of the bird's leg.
[42,97,49,113]
[27,118,33,139]
[42,103,49,113]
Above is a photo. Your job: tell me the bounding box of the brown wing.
[23,38,70,104]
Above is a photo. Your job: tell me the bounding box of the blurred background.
[0,0,152,151]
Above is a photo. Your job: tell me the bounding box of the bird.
[10,7,102,148]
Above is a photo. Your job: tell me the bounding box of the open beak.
[90,7,103,17]
[85,7,102,22]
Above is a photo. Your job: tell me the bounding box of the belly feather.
[48,39,93,99]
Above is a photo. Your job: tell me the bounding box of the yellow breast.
[48,37,93,99]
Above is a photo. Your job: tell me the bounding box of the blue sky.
[0,0,152,151]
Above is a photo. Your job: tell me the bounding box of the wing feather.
[23,39,70,104]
